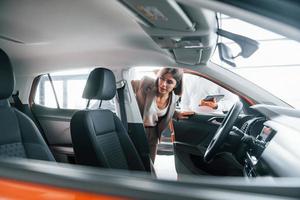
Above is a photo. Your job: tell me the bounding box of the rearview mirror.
[218,29,259,58]
[217,29,259,67]
[218,43,236,67]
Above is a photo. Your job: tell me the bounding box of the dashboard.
[238,104,300,177]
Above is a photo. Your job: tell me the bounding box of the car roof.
[0,0,178,75]
[1,0,300,76]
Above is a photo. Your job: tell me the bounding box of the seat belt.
[12,91,25,113]
[117,80,128,131]
[12,90,38,123]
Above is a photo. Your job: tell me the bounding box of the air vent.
[241,122,249,133]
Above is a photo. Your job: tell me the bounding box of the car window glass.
[34,73,116,111]
[34,75,58,108]
[130,67,162,80]
[212,14,300,108]
[180,73,238,114]
[130,67,238,114]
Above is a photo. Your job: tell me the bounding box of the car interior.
[1,0,300,199]
[0,49,54,161]
[70,67,147,171]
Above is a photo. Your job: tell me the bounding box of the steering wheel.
[204,101,243,163]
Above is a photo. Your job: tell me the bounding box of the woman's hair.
[156,67,183,95]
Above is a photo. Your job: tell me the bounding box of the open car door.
[173,73,243,176]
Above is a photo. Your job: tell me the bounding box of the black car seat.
[71,68,145,171]
[0,49,55,161]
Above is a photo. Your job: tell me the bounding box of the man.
[180,73,238,113]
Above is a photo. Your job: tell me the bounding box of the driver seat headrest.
[0,49,15,100]
[82,68,116,100]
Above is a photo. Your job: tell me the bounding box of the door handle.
[208,117,223,125]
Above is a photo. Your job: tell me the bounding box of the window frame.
[30,73,119,111]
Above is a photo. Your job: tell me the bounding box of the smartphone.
[203,94,224,102]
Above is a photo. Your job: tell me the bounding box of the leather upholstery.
[0,49,14,99]
[71,68,145,171]
[82,68,116,100]
[0,49,55,161]
[71,109,145,170]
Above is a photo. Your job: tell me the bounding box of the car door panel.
[31,104,77,163]
[173,113,223,175]
[174,113,223,146]
[173,112,243,176]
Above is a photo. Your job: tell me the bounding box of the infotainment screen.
[259,126,275,142]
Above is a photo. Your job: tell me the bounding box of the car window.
[34,73,116,111]
[130,67,161,80]
[180,73,238,113]
[130,67,238,113]
[34,75,59,109]
[211,14,300,108]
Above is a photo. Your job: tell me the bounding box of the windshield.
[211,14,300,109]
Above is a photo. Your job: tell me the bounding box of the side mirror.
[218,43,236,67]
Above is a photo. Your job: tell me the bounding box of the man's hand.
[176,111,195,120]
[199,98,218,109]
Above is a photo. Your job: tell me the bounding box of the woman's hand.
[176,111,195,120]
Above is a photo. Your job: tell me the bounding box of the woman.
[132,68,193,162]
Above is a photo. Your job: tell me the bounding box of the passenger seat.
[71,68,145,171]
[0,49,55,161]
